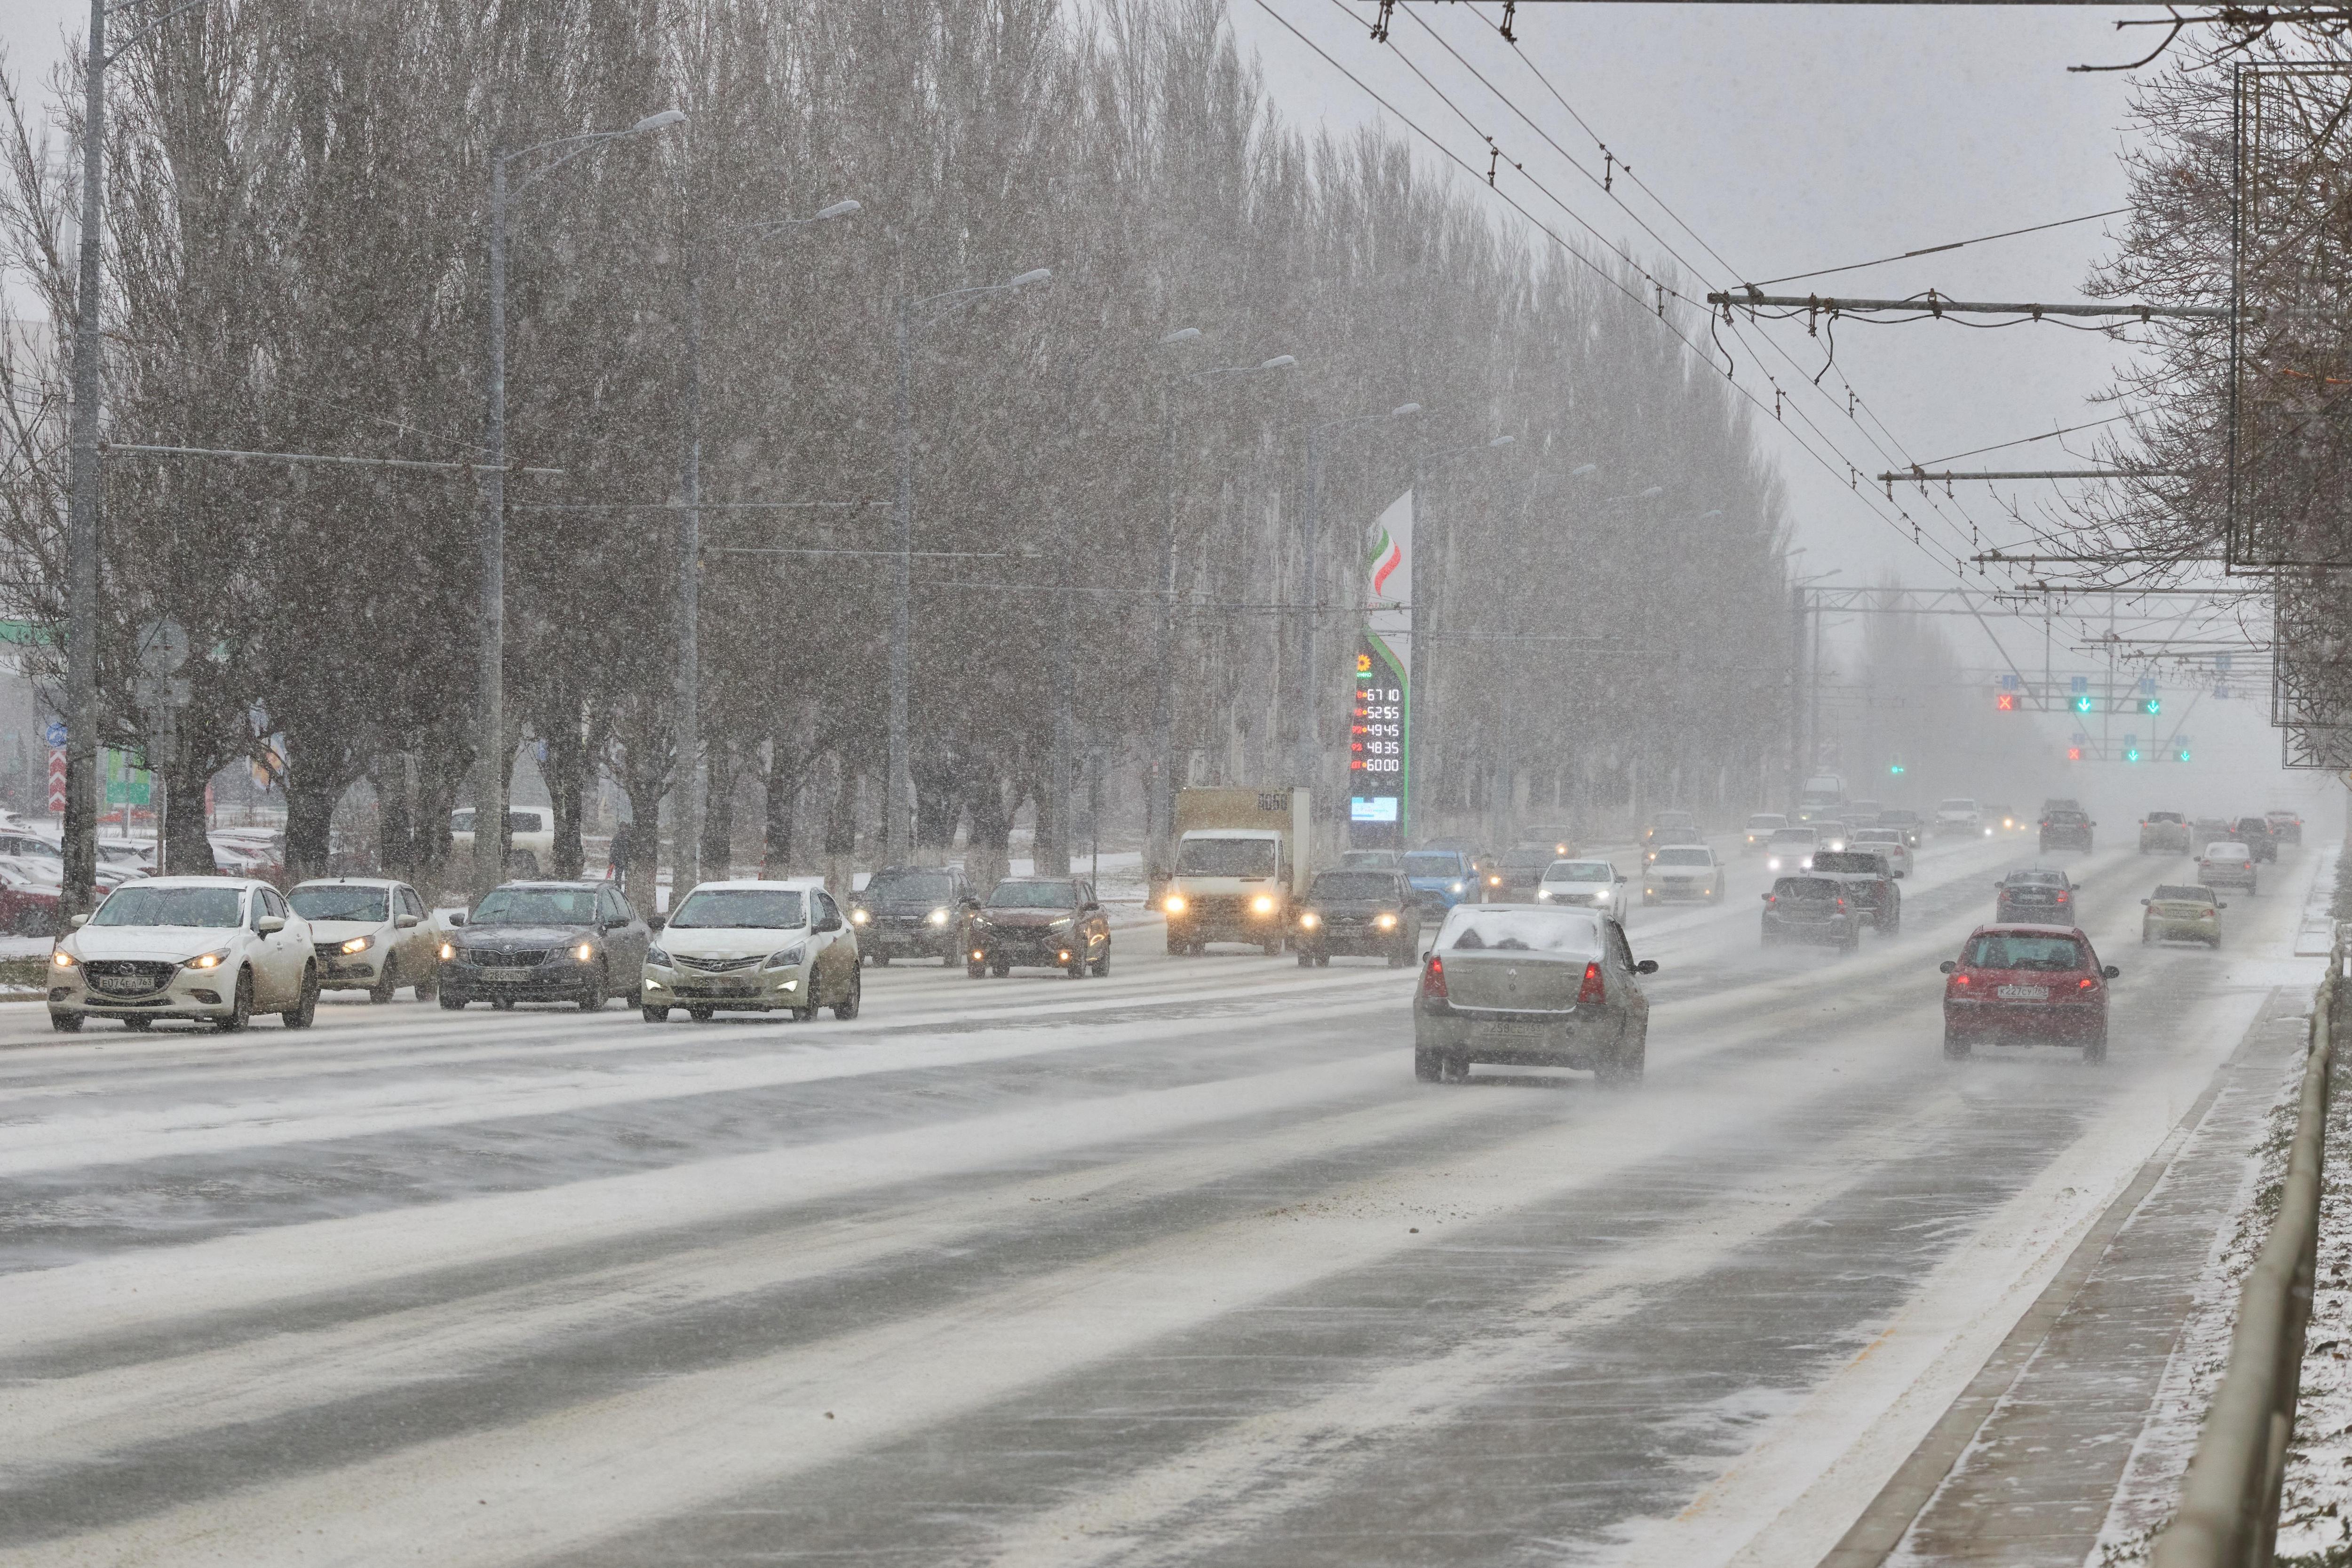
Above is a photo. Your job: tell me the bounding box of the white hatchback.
[289,877,444,1002]
[49,876,317,1033]
[1643,845,1723,904]
[1851,828,1914,878]
[1534,859,1632,920]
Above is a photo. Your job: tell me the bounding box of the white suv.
[289,877,443,1002]
[1936,797,1984,836]
[49,876,317,1033]
[448,806,558,877]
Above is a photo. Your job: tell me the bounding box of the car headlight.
[1449,881,1465,894]
[1767,857,1782,870]
[1049,915,1075,930]
[927,907,950,927]
[340,935,373,955]
[1300,911,1321,928]
[437,941,455,961]
[1163,894,1187,915]
[1535,889,1551,900]
[850,908,870,925]
[1486,875,1502,887]
[574,942,595,963]
[1984,827,1994,837]
[645,946,671,967]
[50,948,76,968]
[1375,912,1397,930]
[1251,895,1276,915]
[765,944,807,970]
[183,949,229,970]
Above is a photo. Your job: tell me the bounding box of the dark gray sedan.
[438,880,651,1011]
[1412,904,1654,1086]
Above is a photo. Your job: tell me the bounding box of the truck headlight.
[1299,911,1320,928]
[1251,895,1276,915]
[1164,894,1187,915]
[927,907,950,926]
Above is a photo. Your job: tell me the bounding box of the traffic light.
[1888,762,1906,775]
[2066,746,2082,762]
[1996,692,2018,712]
[2177,746,2192,762]
[2073,694,2094,714]
[2125,746,2142,763]
[2141,696,2161,716]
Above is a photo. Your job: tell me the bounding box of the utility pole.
[1788,582,1806,808]
[675,265,705,896]
[61,0,110,918]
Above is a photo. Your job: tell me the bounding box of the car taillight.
[2078,976,2097,991]
[2056,891,2069,903]
[1577,961,1606,1005]
[1835,897,1847,910]
[1421,956,1447,1001]
[2245,861,2254,871]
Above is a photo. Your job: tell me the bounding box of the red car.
[1939,924,2118,1063]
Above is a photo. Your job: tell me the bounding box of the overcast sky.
[1,0,2318,810]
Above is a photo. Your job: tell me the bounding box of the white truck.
[1796,773,1848,823]
[1161,787,1311,956]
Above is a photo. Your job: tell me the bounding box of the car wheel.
[1442,1052,1471,1083]
[214,968,253,1033]
[968,959,988,979]
[689,1006,715,1023]
[1067,953,1088,979]
[1092,949,1111,977]
[834,965,862,1020]
[48,1011,80,1033]
[368,957,398,1005]
[1187,940,1204,956]
[1942,1027,1971,1060]
[1262,940,1280,957]
[2083,1028,2108,1065]
[282,963,319,1029]
[874,952,892,967]
[439,991,467,1011]
[413,964,438,1001]
[493,997,516,1011]
[1297,951,1315,968]
[2141,928,2152,945]
[578,963,607,1013]
[1414,1045,1442,1082]
[1598,1026,1645,1087]
[641,1004,669,1022]
[1388,942,1408,968]
[991,959,1011,978]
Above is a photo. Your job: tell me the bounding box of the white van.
[449,806,558,876]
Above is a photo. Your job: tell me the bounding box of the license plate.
[95,976,150,994]
[1996,985,2050,1001]
[482,967,530,982]
[1490,1022,1551,1039]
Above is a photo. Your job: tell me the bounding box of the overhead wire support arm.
[1877,467,2184,483]
[1708,290,2229,322]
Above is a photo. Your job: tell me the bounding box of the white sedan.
[1534,859,1633,920]
[49,876,318,1033]
[1851,828,1914,877]
[1643,845,1724,904]
[289,877,444,1001]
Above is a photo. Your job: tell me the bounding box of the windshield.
[2148,812,2183,823]
[1772,879,1838,902]
[1964,933,2086,971]
[2205,844,2250,859]
[1175,837,1279,878]
[2152,885,2214,903]
[1939,799,1977,812]
[1543,862,1613,883]
[1652,849,1712,867]
[865,873,954,905]
[1747,815,1784,828]
[289,886,389,923]
[988,881,1077,909]
[1403,853,1466,877]
[472,887,599,926]
[92,883,242,928]
[450,809,476,833]
[668,889,805,929]
[1310,872,1398,901]
[1769,829,1815,844]
[2008,871,2065,886]
[1502,848,1554,869]
[1437,908,1600,954]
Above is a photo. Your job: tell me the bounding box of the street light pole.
[675,199,858,897]
[473,109,684,903]
[882,265,1051,868]
[60,0,109,917]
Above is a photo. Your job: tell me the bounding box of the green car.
[2142,883,2225,947]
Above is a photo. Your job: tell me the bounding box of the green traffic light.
[2142,697,2161,716]
[2125,748,2142,763]
[1888,763,1905,775]
[2074,695,2094,714]
[2177,748,2192,762]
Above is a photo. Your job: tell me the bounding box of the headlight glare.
[1375,913,1397,930]
[340,935,373,955]
[1250,895,1275,915]
[850,908,870,925]
[1300,911,1320,928]
[437,941,455,961]
[184,950,228,970]
[574,942,595,963]
[927,907,950,926]
[50,948,75,968]
[1163,894,1187,915]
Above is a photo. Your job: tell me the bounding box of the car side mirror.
[446,910,467,928]
[68,913,87,929]
[648,912,666,932]
[1939,960,1957,974]
[257,915,286,934]
[603,915,627,931]
[396,913,421,929]
[1760,892,1772,902]
[1082,900,1103,913]
[819,914,842,932]
[1635,958,1659,975]
[2103,964,2121,979]
[2140,899,2150,907]
[2220,902,2230,908]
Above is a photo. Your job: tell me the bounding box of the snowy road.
[0,833,2320,1567]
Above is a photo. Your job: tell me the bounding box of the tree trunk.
[283,772,340,885]
[700,735,739,877]
[369,751,414,882]
[761,738,800,877]
[822,756,857,896]
[965,770,1012,893]
[545,716,587,880]
[164,765,217,876]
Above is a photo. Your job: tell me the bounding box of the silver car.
[1643,845,1723,904]
[1534,858,1631,920]
[1412,904,1655,1085]
[1851,828,1913,878]
[2197,841,2259,894]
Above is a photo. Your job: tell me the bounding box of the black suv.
[440,880,651,1011]
[1809,851,1901,933]
[1761,876,1862,951]
[2232,816,2279,864]
[1995,868,2075,924]
[849,865,976,965]
[1294,869,1422,967]
[2040,808,2095,853]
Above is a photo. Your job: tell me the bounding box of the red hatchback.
[1939,924,2118,1063]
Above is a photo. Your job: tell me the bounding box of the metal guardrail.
[2155,930,2345,1568]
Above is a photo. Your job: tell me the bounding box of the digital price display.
[1348,632,1408,844]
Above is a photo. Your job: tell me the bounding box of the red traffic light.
[2066,746,2082,762]
[1996,692,2018,712]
